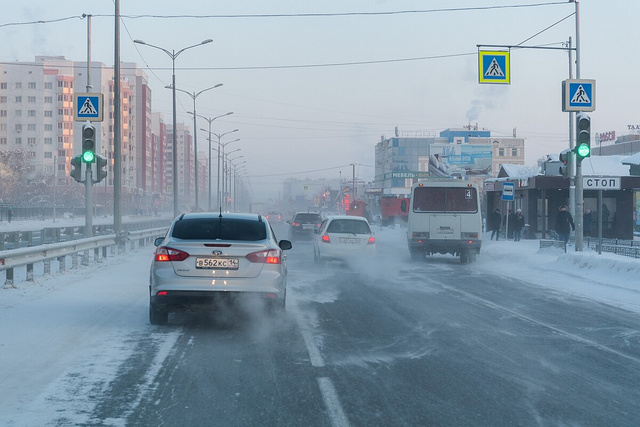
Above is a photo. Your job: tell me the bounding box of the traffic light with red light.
[559,148,572,179]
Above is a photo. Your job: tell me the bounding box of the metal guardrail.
[0,218,171,251]
[0,227,167,288]
[539,239,567,252]
[540,237,640,259]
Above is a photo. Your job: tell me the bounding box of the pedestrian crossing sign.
[562,79,596,112]
[74,92,104,121]
[478,50,510,84]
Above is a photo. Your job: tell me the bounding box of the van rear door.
[430,214,461,240]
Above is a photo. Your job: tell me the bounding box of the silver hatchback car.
[149,212,292,325]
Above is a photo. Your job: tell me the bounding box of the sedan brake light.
[246,249,282,264]
[367,236,376,245]
[292,222,301,226]
[155,246,189,262]
[321,234,331,243]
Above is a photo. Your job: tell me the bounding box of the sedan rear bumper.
[151,290,284,311]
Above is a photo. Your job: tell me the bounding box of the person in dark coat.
[513,209,525,241]
[503,209,515,239]
[555,205,575,244]
[489,208,501,240]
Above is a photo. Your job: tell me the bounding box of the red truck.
[380,197,409,226]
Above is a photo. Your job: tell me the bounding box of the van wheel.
[410,249,423,261]
[460,252,469,263]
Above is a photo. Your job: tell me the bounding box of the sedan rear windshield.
[171,218,267,241]
[294,214,321,223]
[326,219,371,234]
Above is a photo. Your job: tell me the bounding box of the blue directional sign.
[74,92,104,122]
[502,182,515,201]
[478,50,510,84]
[562,79,595,112]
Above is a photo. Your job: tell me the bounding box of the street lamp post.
[227,154,244,211]
[222,149,241,211]
[213,132,239,210]
[195,112,233,211]
[133,38,212,217]
[168,84,222,211]
[230,160,246,211]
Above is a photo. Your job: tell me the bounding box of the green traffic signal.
[82,150,95,163]
[576,143,590,158]
[82,122,96,163]
[575,112,591,160]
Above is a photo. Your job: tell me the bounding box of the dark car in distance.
[288,212,322,241]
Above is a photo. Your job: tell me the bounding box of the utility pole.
[85,14,93,238]
[574,0,585,252]
[114,0,122,236]
[351,163,357,200]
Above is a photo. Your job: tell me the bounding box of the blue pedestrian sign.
[502,182,515,201]
[478,50,510,84]
[74,92,104,122]
[562,79,595,112]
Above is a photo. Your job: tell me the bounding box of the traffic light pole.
[574,0,584,252]
[85,164,93,237]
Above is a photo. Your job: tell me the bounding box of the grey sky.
[2,1,638,200]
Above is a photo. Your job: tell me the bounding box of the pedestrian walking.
[513,209,525,241]
[7,207,13,223]
[555,205,575,244]
[489,208,501,241]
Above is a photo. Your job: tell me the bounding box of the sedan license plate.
[196,257,239,269]
[303,224,314,230]
[339,237,360,244]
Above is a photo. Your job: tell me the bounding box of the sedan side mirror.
[279,240,293,250]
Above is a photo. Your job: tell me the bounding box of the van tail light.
[155,247,189,262]
[367,236,376,245]
[322,234,331,243]
[247,249,282,264]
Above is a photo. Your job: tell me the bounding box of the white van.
[407,179,482,263]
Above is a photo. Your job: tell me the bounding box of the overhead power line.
[0,2,570,28]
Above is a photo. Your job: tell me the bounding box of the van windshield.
[413,187,478,213]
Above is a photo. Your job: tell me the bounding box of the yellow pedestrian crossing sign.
[478,50,510,84]
[74,92,104,122]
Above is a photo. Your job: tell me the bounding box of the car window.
[326,219,371,234]
[294,213,321,223]
[171,218,267,241]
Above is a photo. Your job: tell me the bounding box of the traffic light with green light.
[576,112,591,160]
[82,122,96,163]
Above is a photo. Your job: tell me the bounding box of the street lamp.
[213,131,239,210]
[226,154,244,211]
[230,160,247,211]
[195,112,233,210]
[133,38,213,217]
[166,84,222,211]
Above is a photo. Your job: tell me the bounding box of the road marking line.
[318,377,350,427]
[288,296,325,367]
